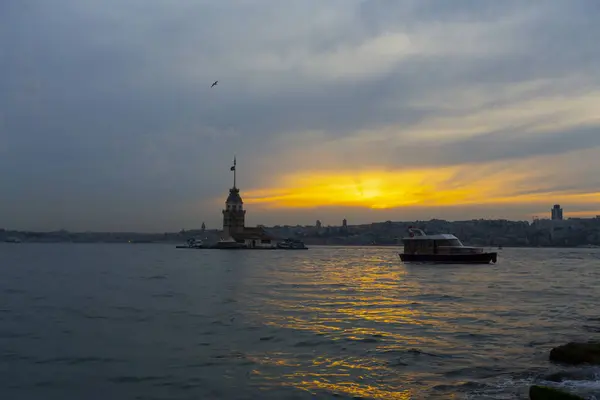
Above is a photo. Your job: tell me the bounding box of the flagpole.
[233,156,237,188]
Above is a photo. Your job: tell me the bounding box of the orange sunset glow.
[5,0,600,232]
[242,165,600,212]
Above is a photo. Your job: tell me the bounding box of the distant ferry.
[399,227,497,264]
[276,238,308,250]
[175,238,204,249]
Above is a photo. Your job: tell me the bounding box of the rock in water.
[549,341,600,365]
[529,385,584,400]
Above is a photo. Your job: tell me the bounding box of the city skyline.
[2,1,600,231]
[1,199,590,233]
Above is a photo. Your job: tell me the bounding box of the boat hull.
[217,246,277,250]
[276,239,309,250]
[276,245,308,250]
[399,252,497,264]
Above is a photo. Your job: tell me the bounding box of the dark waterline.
[1,244,599,399]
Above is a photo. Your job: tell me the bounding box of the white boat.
[175,238,204,249]
[399,227,498,264]
[276,238,308,250]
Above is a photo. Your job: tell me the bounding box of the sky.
[2,0,600,232]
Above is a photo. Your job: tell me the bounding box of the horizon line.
[3,216,597,234]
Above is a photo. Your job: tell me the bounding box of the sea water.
[1,244,599,399]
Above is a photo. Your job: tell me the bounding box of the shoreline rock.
[549,342,600,365]
[529,385,584,400]
[529,342,600,399]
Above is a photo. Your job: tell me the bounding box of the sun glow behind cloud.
[4,0,600,230]
[243,157,600,213]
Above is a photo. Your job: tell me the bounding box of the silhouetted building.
[221,157,275,248]
[551,204,563,220]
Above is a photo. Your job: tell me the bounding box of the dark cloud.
[390,124,600,168]
[1,0,600,230]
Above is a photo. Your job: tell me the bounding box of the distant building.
[221,157,276,248]
[342,218,347,228]
[551,204,563,220]
[316,220,322,229]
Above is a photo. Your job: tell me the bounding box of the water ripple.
[0,244,599,399]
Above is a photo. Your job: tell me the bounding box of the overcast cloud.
[2,0,600,231]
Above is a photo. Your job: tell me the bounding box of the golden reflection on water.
[255,261,452,346]
[263,316,343,334]
[239,256,437,398]
[310,356,388,372]
[223,248,588,399]
[289,379,412,400]
[249,353,414,399]
[256,258,498,340]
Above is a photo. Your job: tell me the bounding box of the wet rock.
[529,385,584,400]
[549,341,600,365]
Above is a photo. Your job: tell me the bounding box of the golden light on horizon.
[241,166,600,210]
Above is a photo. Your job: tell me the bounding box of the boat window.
[436,239,462,247]
[403,239,432,254]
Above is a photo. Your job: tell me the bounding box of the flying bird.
[211,80,218,88]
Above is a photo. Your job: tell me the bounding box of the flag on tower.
[230,156,236,171]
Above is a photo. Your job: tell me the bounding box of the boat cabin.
[402,228,483,255]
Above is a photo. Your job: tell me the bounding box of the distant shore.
[2,241,597,250]
[3,217,600,248]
